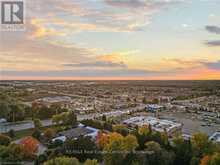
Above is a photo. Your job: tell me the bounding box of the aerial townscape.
[1,0,220,164]
[0,80,220,165]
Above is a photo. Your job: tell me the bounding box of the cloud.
[203,61,220,70]
[63,61,127,68]
[24,0,185,34]
[163,58,220,71]
[204,40,220,47]
[205,25,220,34]
[104,0,148,8]
[204,25,220,47]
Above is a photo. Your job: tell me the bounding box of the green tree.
[33,118,42,129]
[65,111,77,126]
[113,124,129,136]
[142,97,147,104]
[8,103,25,122]
[8,129,15,138]
[63,136,100,162]
[144,141,174,165]
[172,136,192,165]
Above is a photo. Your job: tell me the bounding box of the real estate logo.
[0,0,25,31]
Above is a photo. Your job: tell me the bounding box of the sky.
[0,0,220,80]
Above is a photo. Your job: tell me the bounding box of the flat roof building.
[146,104,164,112]
[123,116,182,137]
[52,124,99,142]
[209,132,220,143]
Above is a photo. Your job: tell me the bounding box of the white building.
[209,132,220,143]
[123,116,182,137]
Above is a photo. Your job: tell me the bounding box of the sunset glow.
[1,0,220,80]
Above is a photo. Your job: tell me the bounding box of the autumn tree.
[43,157,80,165]
[0,134,11,146]
[200,153,220,165]
[200,155,211,165]
[96,131,109,149]
[20,136,39,156]
[191,133,216,158]
[84,159,99,165]
[104,132,138,165]
[44,128,55,141]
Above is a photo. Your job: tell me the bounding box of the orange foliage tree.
[96,131,109,149]
[20,136,39,155]
[200,155,211,165]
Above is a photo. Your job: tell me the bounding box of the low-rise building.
[52,124,99,142]
[146,104,164,112]
[209,132,220,143]
[123,116,182,137]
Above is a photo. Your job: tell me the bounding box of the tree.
[142,97,147,104]
[8,129,15,138]
[44,128,55,141]
[208,153,220,165]
[33,118,42,129]
[102,115,107,121]
[32,128,42,140]
[8,103,25,122]
[43,157,80,165]
[0,144,23,162]
[113,124,129,136]
[152,98,159,104]
[0,134,11,146]
[200,155,211,165]
[0,100,10,119]
[172,136,192,165]
[200,153,220,165]
[52,114,63,125]
[63,136,100,162]
[8,143,26,160]
[97,131,109,149]
[144,141,174,165]
[65,111,77,126]
[84,159,99,165]
[104,133,138,165]
[123,134,139,151]
[135,125,152,149]
[20,136,39,156]
[191,133,216,158]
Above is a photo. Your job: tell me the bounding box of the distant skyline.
[1,0,220,80]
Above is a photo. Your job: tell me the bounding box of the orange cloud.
[30,19,66,39]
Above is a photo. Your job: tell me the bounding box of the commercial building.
[146,104,164,112]
[123,116,182,137]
